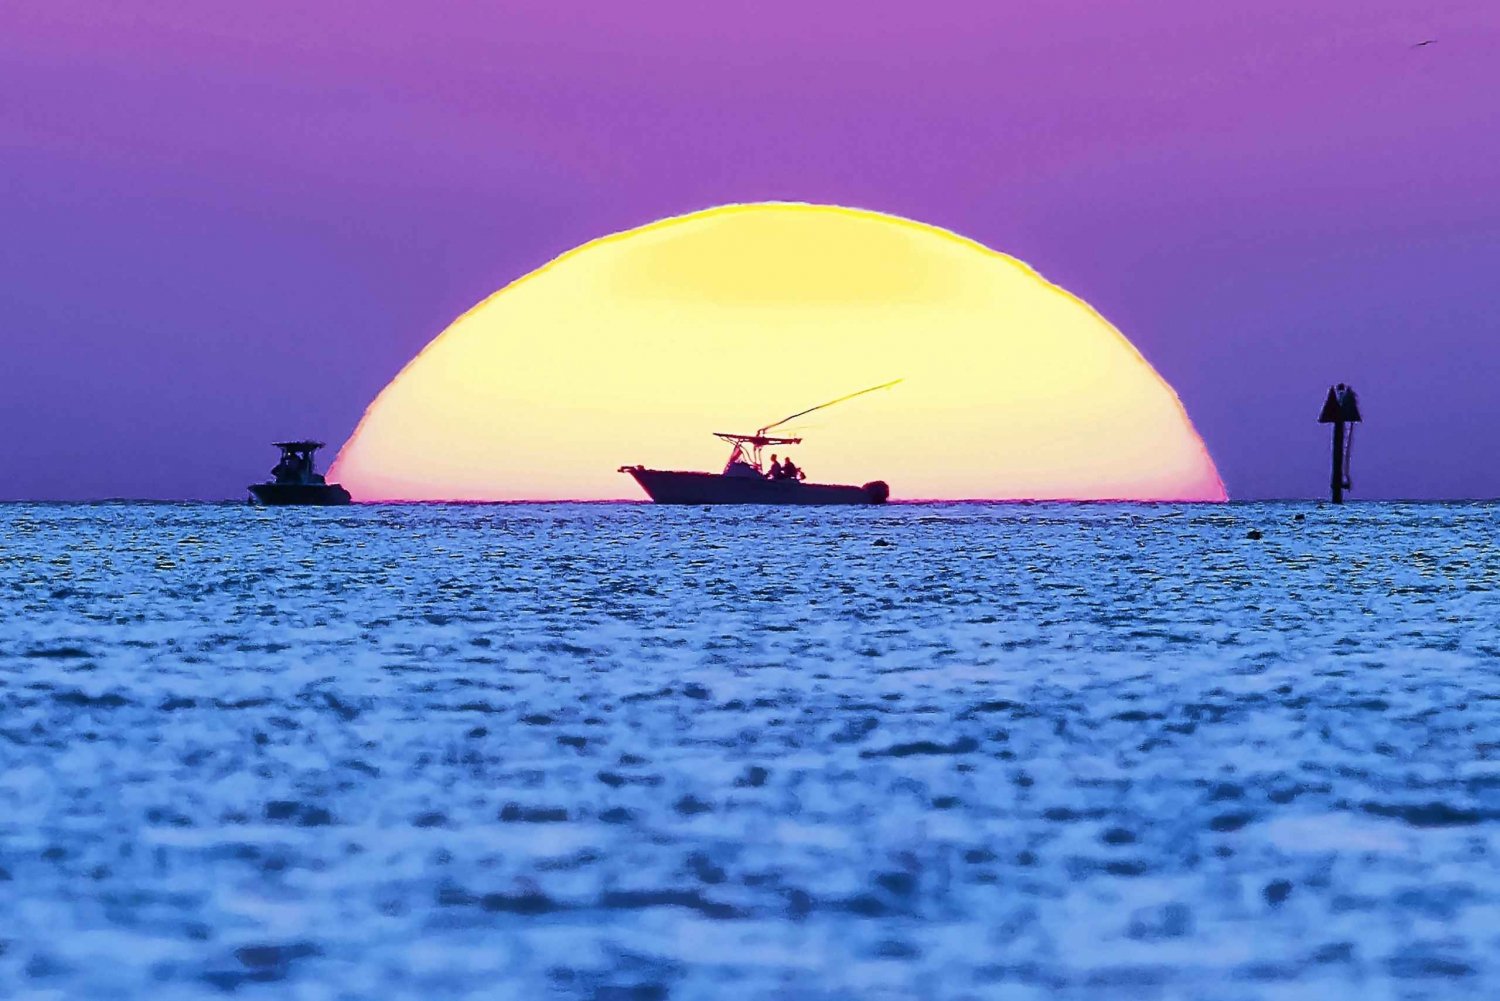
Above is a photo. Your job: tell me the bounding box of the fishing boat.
[248,441,352,506]
[619,382,896,505]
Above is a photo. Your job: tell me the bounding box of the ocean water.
[2,502,1498,1000]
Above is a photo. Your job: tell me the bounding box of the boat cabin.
[269,440,330,486]
[715,432,802,478]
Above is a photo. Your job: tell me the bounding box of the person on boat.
[781,457,804,482]
[767,455,783,480]
[283,450,312,483]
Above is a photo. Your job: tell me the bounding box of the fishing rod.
[757,379,903,437]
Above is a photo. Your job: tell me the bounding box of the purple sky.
[3,1,1496,500]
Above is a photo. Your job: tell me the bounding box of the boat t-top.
[248,441,352,506]
[620,381,897,505]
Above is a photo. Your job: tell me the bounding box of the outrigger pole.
[711,379,903,474]
[757,379,903,437]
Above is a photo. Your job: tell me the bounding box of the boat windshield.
[722,442,764,477]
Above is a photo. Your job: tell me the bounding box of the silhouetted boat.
[248,441,352,506]
[620,382,896,506]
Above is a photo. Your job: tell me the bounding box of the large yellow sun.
[331,203,1225,501]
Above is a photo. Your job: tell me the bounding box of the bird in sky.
[1411,39,1438,48]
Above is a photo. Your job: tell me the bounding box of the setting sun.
[331,203,1225,501]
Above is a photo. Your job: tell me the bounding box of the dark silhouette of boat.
[620,382,896,506]
[248,441,352,506]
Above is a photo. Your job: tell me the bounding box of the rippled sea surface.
[4,502,1500,999]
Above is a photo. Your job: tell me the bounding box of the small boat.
[620,382,896,506]
[248,441,352,506]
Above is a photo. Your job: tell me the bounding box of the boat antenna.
[757,379,903,436]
